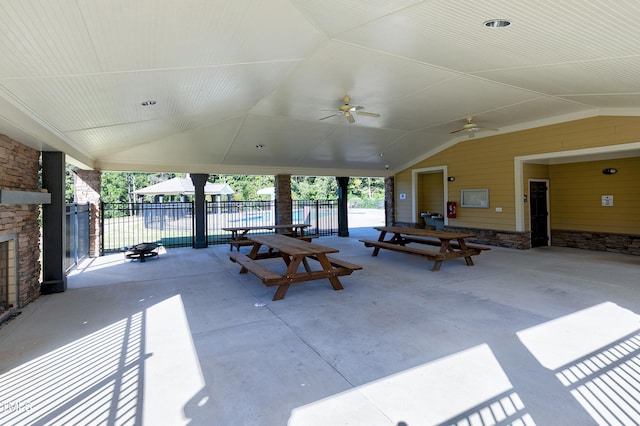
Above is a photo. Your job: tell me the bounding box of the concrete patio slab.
[1,227,639,425]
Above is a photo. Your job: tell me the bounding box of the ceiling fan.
[450,117,498,137]
[319,96,380,124]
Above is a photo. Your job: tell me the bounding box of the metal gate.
[66,203,90,272]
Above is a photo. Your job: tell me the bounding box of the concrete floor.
[1,226,639,425]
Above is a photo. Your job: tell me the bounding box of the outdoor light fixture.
[448,176,456,182]
[256,144,264,149]
[602,168,618,175]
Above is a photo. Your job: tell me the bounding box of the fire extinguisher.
[447,201,457,218]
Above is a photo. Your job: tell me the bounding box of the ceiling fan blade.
[319,113,337,121]
[356,111,380,118]
[478,127,498,131]
[354,105,365,111]
[450,128,466,134]
[346,113,356,124]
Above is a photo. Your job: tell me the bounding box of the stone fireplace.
[0,135,43,318]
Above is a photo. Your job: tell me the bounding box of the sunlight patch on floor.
[289,344,533,425]
[0,294,204,426]
[518,302,640,426]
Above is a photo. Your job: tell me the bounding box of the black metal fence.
[66,203,90,272]
[101,202,193,253]
[292,200,338,237]
[101,200,339,254]
[205,200,338,244]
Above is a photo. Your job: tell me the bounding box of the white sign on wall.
[602,195,614,206]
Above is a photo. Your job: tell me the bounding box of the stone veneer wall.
[551,229,640,256]
[74,170,101,257]
[393,221,531,249]
[0,135,42,307]
[275,174,292,227]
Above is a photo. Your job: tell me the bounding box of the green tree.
[211,174,274,201]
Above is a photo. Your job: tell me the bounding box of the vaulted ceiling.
[2,0,640,177]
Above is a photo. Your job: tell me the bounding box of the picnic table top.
[373,226,475,240]
[249,234,338,256]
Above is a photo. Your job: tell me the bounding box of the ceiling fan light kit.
[319,95,380,124]
[450,117,498,137]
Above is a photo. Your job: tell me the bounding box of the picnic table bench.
[360,226,490,271]
[229,234,362,300]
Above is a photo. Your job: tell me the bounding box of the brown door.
[530,181,549,247]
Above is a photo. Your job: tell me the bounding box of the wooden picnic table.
[228,234,362,300]
[360,226,490,271]
[222,223,312,250]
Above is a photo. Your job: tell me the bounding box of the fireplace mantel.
[0,189,51,205]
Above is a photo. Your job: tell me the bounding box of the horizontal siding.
[549,157,640,234]
[396,116,640,233]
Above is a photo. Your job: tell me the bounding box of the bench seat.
[325,255,363,271]
[402,236,491,251]
[359,239,441,259]
[228,252,286,285]
[306,254,363,272]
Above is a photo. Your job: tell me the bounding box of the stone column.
[384,176,394,226]
[336,177,349,237]
[41,151,67,294]
[74,170,101,257]
[275,174,292,227]
[190,173,208,248]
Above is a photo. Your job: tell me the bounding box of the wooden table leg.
[372,230,388,256]
[457,238,475,266]
[272,284,291,301]
[316,254,344,291]
[432,239,453,271]
[240,243,262,274]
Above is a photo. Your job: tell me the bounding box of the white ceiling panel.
[475,57,640,96]
[308,125,406,162]
[383,130,454,169]
[80,0,325,71]
[561,94,640,109]
[2,61,299,150]
[383,75,541,131]
[65,119,189,155]
[472,97,596,131]
[96,117,245,169]
[289,0,424,37]
[1,1,639,175]
[0,0,99,77]
[338,0,640,72]
[251,41,458,123]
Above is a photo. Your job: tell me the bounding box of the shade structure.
[256,187,275,195]
[133,177,234,196]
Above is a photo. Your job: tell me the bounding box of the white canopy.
[134,177,234,196]
[256,187,275,195]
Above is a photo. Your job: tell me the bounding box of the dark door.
[530,181,549,247]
